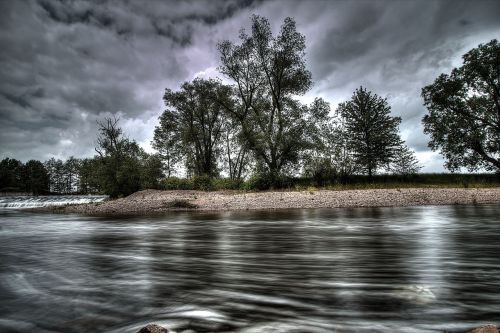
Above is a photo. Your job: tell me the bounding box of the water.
[0,196,108,208]
[0,205,499,333]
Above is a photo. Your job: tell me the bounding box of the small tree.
[390,144,421,176]
[95,116,142,198]
[337,87,402,179]
[422,39,500,172]
[152,110,182,177]
[64,157,80,193]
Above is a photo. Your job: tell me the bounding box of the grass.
[164,199,198,209]
[160,173,500,192]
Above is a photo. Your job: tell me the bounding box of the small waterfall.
[0,195,108,209]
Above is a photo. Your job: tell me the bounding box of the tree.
[222,117,251,181]
[218,15,328,181]
[44,158,65,193]
[78,158,101,194]
[161,78,233,177]
[0,158,25,192]
[64,156,80,193]
[337,87,402,179]
[95,116,142,198]
[152,110,182,177]
[24,160,49,195]
[390,144,421,176]
[422,39,500,172]
[140,154,164,189]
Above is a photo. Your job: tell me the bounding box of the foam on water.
[0,195,107,208]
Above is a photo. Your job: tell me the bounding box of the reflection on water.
[0,205,499,333]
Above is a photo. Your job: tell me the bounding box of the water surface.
[0,205,499,332]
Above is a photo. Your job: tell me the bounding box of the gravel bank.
[43,188,500,216]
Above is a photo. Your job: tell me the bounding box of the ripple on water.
[0,206,499,333]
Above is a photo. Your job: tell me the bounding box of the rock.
[137,324,169,333]
[468,324,498,333]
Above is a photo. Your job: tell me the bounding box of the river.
[0,205,499,332]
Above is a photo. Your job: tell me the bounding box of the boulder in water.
[137,324,169,333]
[468,324,498,333]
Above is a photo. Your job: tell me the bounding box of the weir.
[0,195,108,209]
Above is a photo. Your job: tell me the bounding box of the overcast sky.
[1,0,499,172]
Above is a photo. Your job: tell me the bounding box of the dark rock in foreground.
[468,324,499,333]
[137,324,169,333]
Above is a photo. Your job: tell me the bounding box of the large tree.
[218,15,328,179]
[160,78,233,177]
[337,87,402,178]
[422,39,500,172]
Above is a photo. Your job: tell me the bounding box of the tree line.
[1,117,164,196]
[151,16,420,186]
[1,16,498,197]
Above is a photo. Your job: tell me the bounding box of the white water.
[0,195,108,208]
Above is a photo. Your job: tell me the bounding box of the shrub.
[192,175,214,191]
[165,199,197,209]
[161,177,193,190]
[213,178,243,190]
[243,172,293,190]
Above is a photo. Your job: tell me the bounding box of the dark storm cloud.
[0,0,499,171]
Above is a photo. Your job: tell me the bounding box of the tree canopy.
[422,39,500,172]
[218,15,328,179]
[159,78,233,177]
[337,87,402,178]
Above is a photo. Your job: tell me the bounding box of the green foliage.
[24,160,49,195]
[243,172,292,191]
[422,39,500,172]
[218,15,329,180]
[0,158,25,192]
[161,78,233,178]
[390,145,421,175]
[302,157,338,186]
[161,177,194,190]
[337,87,402,178]
[166,199,198,209]
[94,117,162,198]
[78,158,101,194]
[140,154,164,189]
[152,107,183,177]
[44,156,81,193]
[212,178,243,190]
[0,158,49,194]
[192,174,214,191]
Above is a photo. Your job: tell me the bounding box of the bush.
[161,177,193,190]
[243,172,293,190]
[213,178,243,190]
[192,175,214,191]
[165,199,198,209]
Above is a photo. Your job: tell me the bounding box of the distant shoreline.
[35,188,500,216]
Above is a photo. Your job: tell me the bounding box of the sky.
[1,0,499,172]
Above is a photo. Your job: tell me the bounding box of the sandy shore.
[39,187,500,216]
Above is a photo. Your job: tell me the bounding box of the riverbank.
[38,187,500,216]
